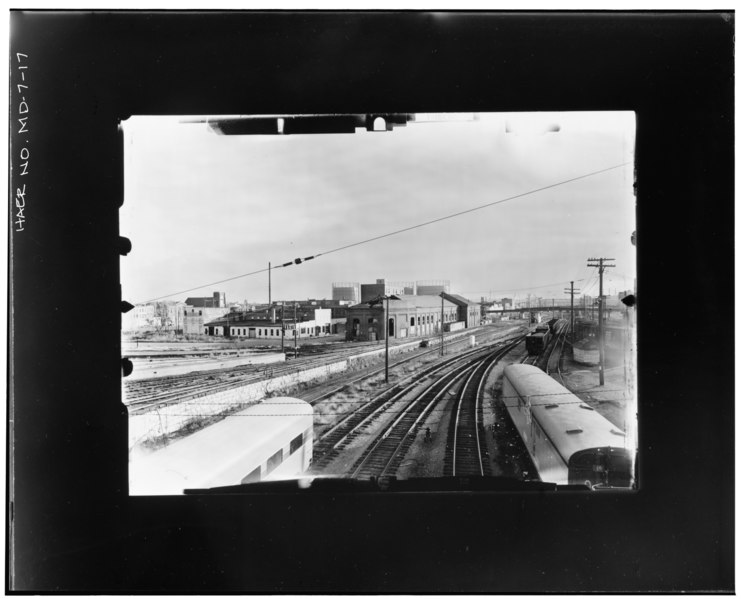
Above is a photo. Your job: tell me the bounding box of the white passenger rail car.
[130,397,313,495]
[502,364,634,488]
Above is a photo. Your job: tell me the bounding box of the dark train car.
[547,318,560,333]
[525,328,551,355]
[502,364,634,488]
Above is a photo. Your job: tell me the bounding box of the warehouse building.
[331,282,361,304]
[203,307,344,339]
[415,279,450,296]
[345,295,459,342]
[360,279,415,303]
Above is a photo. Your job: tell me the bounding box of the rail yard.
[126,317,636,492]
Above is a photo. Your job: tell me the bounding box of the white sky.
[121,112,636,305]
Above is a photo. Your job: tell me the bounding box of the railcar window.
[241,466,261,485]
[266,449,283,475]
[289,433,303,455]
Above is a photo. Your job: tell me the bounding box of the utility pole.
[440,293,445,357]
[294,303,298,359]
[280,303,284,353]
[587,258,615,386]
[385,295,390,382]
[268,262,271,309]
[564,281,580,340]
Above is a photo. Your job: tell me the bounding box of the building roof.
[185,297,222,308]
[441,292,476,306]
[349,294,457,311]
[205,316,284,327]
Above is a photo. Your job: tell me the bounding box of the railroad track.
[347,364,474,480]
[544,322,568,375]
[301,329,524,406]
[445,341,519,477]
[341,337,524,480]
[126,326,526,414]
[310,337,525,472]
[124,346,382,411]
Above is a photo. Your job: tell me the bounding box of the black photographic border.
[8,10,734,592]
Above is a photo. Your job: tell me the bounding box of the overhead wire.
[139,161,631,303]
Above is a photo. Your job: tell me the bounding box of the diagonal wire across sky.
[142,161,631,304]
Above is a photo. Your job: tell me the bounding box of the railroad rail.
[543,321,568,374]
[446,341,518,476]
[309,338,522,472]
[348,364,475,480]
[126,325,527,414]
[339,337,523,480]
[301,329,519,406]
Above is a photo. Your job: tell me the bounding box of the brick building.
[345,295,459,341]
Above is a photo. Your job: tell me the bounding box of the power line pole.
[385,295,390,382]
[440,293,445,357]
[587,258,615,386]
[564,281,580,340]
[294,303,298,359]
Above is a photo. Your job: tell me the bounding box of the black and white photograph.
[121,112,638,495]
[7,10,733,593]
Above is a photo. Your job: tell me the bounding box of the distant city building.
[360,279,414,303]
[182,306,231,335]
[184,291,226,308]
[331,282,361,304]
[123,301,186,333]
[415,279,450,296]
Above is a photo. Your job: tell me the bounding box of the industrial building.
[440,292,481,329]
[415,279,450,296]
[203,305,345,339]
[122,301,187,333]
[181,292,230,336]
[184,291,226,308]
[331,282,361,304]
[360,279,415,303]
[345,295,461,342]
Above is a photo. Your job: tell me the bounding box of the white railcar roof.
[130,397,312,493]
[503,364,629,461]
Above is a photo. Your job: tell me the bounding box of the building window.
[411,317,415,326]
